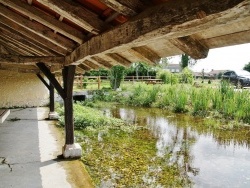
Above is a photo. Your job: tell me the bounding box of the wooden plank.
[131,46,161,64]
[0,26,55,56]
[66,0,249,65]
[0,5,76,51]
[91,56,113,68]
[62,65,76,145]
[0,44,9,54]
[0,16,68,55]
[169,36,208,59]
[82,60,99,69]
[36,62,65,99]
[0,55,65,65]
[78,63,91,71]
[36,0,105,34]
[0,0,85,44]
[100,0,137,16]
[0,63,39,73]
[106,53,131,66]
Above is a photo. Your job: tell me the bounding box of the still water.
[100,106,250,187]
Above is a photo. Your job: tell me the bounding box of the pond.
[80,105,250,187]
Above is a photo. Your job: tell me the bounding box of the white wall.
[0,70,49,108]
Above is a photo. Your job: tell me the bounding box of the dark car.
[222,70,250,88]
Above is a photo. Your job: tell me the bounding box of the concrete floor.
[0,107,93,188]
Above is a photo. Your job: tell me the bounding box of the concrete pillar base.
[62,143,82,158]
[48,112,59,120]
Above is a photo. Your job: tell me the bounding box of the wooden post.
[98,76,100,90]
[49,82,55,112]
[62,65,76,145]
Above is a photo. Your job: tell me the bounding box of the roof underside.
[0,0,250,74]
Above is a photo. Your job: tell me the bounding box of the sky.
[168,43,250,72]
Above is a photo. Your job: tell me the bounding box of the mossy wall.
[0,70,49,108]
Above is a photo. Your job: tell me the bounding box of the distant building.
[164,64,182,73]
[208,69,225,79]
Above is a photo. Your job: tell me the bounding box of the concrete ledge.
[62,143,82,158]
[48,111,59,120]
[0,109,10,123]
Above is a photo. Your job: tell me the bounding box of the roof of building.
[0,0,250,73]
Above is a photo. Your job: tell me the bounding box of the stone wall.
[0,70,49,108]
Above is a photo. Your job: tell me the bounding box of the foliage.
[180,54,197,68]
[156,69,172,84]
[109,65,126,90]
[58,103,126,130]
[179,68,194,84]
[243,62,250,72]
[83,77,88,89]
[125,62,156,77]
[84,68,109,76]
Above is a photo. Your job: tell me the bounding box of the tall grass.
[114,82,250,124]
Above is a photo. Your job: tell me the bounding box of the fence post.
[98,76,101,90]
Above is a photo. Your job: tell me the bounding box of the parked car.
[221,70,250,88]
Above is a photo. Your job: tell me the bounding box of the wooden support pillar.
[36,73,58,119]
[37,62,81,158]
[62,66,75,145]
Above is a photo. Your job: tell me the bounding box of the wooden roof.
[0,0,250,73]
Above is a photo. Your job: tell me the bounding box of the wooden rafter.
[100,0,138,16]
[82,60,99,69]
[0,54,64,65]
[35,0,105,34]
[91,56,113,68]
[106,53,131,66]
[0,16,68,55]
[0,0,85,44]
[131,46,160,64]
[78,63,91,71]
[0,5,76,51]
[170,36,209,59]
[66,0,249,65]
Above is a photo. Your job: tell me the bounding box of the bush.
[180,68,194,84]
[156,70,171,84]
[109,65,125,90]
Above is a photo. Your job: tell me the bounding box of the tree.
[180,54,197,69]
[243,62,250,72]
[109,65,125,90]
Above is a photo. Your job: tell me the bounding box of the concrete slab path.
[0,107,93,188]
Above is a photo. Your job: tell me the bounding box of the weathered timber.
[0,0,85,44]
[36,0,105,34]
[131,46,161,64]
[0,44,9,54]
[49,82,55,112]
[36,62,65,99]
[66,0,249,65]
[0,5,76,51]
[169,36,209,59]
[106,53,131,67]
[78,63,91,71]
[82,60,100,69]
[100,0,138,16]
[0,55,65,65]
[0,63,39,73]
[0,16,68,55]
[62,65,76,145]
[91,56,113,68]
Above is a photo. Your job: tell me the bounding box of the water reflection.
[100,106,250,187]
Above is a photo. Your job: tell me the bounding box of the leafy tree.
[181,54,197,68]
[180,67,194,84]
[109,65,126,90]
[125,62,156,78]
[243,62,250,72]
[156,69,172,84]
[84,68,109,76]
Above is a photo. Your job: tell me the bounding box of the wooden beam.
[106,53,131,66]
[78,63,91,71]
[0,63,39,73]
[82,60,99,69]
[62,65,76,145]
[0,45,10,54]
[100,0,138,16]
[0,0,85,44]
[0,5,76,51]
[36,73,50,89]
[0,16,68,55]
[66,0,249,65]
[0,26,55,56]
[170,36,208,59]
[0,32,46,56]
[36,62,65,99]
[91,56,113,68]
[131,46,161,64]
[36,0,105,34]
[0,38,33,56]
[0,55,65,65]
